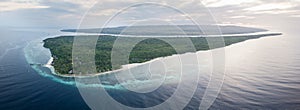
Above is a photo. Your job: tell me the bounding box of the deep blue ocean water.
[0,24,300,110]
[0,29,91,110]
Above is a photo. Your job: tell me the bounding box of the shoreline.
[44,53,178,78]
[43,31,282,78]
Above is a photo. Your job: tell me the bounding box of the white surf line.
[44,57,53,68]
[42,56,59,76]
[24,39,57,73]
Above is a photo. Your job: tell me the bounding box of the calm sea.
[0,23,299,109]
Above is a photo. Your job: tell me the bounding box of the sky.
[0,0,299,29]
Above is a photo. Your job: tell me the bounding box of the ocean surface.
[0,24,299,109]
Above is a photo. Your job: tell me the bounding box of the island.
[43,33,281,75]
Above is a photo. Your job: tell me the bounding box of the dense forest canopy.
[43,34,280,74]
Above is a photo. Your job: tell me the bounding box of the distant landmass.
[43,25,281,76]
[61,25,268,36]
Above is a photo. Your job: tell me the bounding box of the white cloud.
[290,14,300,17]
[252,10,298,14]
[1,0,300,28]
[230,16,255,19]
[201,0,260,7]
[61,0,138,9]
[61,0,98,9]
[291,0,300,2]
[0,1,49,12]
[88,9,119,16]
[244,2,296,11]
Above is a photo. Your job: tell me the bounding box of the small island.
[43,33,281,76]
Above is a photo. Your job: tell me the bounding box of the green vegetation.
[43,34,278,74]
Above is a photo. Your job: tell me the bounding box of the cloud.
[1,0,300,29]
[60,0,139,9]
[290,14,300,17]
[62,0,98,8]
[89,9,119,16]
[230,16,255,19]
[244,2,297,11]
[252,10,299,14]
[201,0,260,7]
[0,1,49,12]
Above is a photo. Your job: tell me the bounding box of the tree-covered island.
[43,33,281,75]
